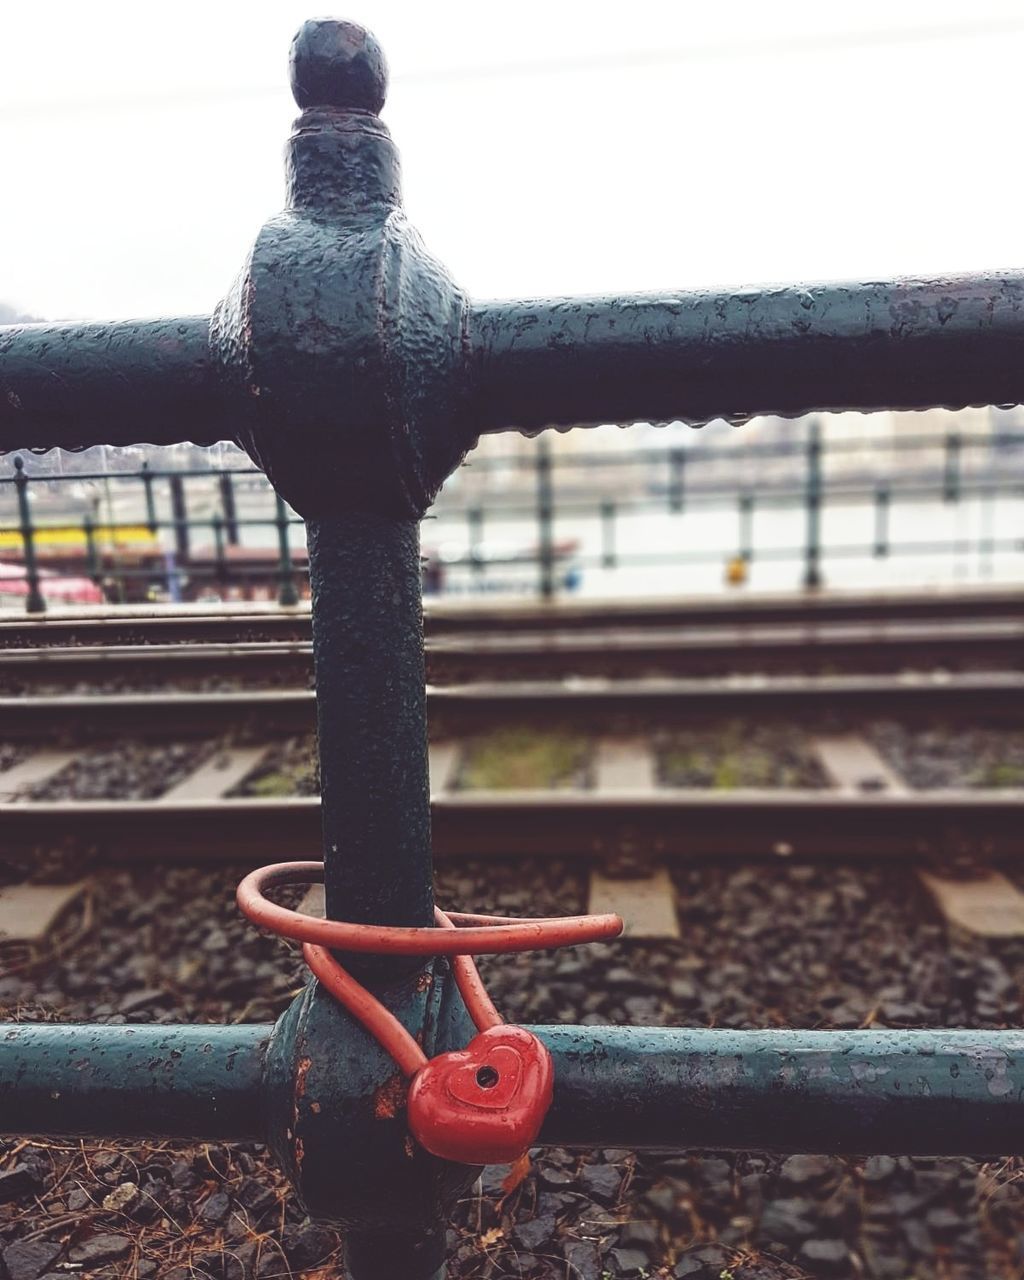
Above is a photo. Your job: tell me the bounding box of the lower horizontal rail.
[0,1023,270,1139]
[538,1026,1024,1154]
[2,791,1024,859]
[2,1022,1023,1154]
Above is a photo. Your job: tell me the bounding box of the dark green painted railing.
[4,1024,1024,1156]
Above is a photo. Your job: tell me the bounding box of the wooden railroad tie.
[812,733,1024,937]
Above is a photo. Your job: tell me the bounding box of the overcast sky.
[1,1,1022,322]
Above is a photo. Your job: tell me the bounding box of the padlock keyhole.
[476,1065,500,1090]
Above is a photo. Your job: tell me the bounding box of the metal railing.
[3,18,1024,1280]
[1,421,1022,611]
[445,422,1024,595]
[0,459,306,610]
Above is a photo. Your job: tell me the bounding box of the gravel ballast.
[870,721,1024,789]
[26,741,221,802]
[3,712,1024,1275]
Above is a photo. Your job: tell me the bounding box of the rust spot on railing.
[374,1072,407,1120]
[294,1054,313,1167]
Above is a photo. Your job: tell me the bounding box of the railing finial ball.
[289,18,388,114]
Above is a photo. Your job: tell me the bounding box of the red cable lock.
[237,862,623,1165]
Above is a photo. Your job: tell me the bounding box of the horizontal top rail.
[0,317,223,452]
[471,275,1024,435]
[3,278,1024,458]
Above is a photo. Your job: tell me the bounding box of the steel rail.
[2,672,1024,740]
[1,585,1023,647]
[427,618,1024,679]
[0,613,312,649]
[0,618,1020,686]
[430,586,1024,633]
[3,1022,1023,1157]
[0,790,1021,860]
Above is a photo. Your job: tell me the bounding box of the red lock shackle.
[238,861,621,957]
[237,861,623,1160]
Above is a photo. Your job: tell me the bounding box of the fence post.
[82,513,101,583]
[874,485,890,558]
[219,472,240,544]
[601,500,617,569]
[212,513,226,587]
[276,493,300,606]
[739,492,754,564]
[943,431,962,502]
[168,472,190,562]
[978,484,995,578]
[803,418,823,590]
[668,447,685,513]
[536,435,554,599]
[13,457,45,614]
[141,460,157,533]
[467,506,484,586]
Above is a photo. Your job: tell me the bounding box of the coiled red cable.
[237,860,623,1077]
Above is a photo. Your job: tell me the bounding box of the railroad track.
[3,611,1016,933]
[0,616,1022,688]
[0,678,1022,867]
[2,672,1024,739]
[1,583,1022,648]
[0,791,1020,861]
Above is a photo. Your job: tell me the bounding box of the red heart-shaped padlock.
[407,1025,553,1165]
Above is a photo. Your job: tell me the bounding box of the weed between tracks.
[456,727,591,791]
[656,723,827,790]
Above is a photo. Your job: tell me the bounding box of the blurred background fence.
[1,409,1023,611]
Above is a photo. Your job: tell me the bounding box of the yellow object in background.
[725,556,748,587]
[0,525,158,550]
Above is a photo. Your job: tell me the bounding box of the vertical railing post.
[276,494,300,606]
[219,472,240,544]
[467,505,484,588]
[874,484,890,558]
[223,33,475,1274]
[13,457,45,614]
[307,515,434,965]
[803,418,823,590]
[668,446,685,513]
[536,435,554,599]
[82,513,101,583]
[141,460,157,534]
[943,431,962,502]
[739,492,754,564]
[168,472,190,562]
[212,514,226,588]
[978,484,995,578]
[601,500,617,569]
